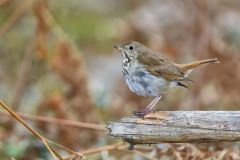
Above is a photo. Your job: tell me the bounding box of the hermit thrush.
[114,41,219,117]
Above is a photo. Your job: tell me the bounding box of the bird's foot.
[133,108,151,117]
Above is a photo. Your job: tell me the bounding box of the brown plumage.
[137,45,219,83]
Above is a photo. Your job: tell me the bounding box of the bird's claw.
[133,108,150,117]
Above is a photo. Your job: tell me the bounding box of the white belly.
[124,69,169,97]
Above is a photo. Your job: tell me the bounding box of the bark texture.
[107,111,240,144]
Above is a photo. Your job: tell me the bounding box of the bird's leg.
[133,96,162,117]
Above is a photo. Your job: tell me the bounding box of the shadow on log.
[107,111,240,146]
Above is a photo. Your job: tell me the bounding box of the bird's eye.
[128,45,134,50]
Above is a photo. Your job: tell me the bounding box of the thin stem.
[0,101,62,160]
[82,143,125,155]
[62,143,125,160]
[42,140,60,160]
[0,111,106,131]
[0,0,32,36]
[47,140,85,158]
[0,101,42,140]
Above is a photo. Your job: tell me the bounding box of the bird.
[114,40,219,117]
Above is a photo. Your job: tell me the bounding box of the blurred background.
[0,0,240,159]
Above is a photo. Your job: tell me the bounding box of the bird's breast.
[122,66,169,96]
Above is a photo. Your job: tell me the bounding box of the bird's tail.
[174,58,220,72]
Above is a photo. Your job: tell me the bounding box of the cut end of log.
[106,122,112,135]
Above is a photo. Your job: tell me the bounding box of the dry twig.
[0,0,32,36]
[64,143,158,160]
[62,143,125,160]
[0,100,86,160]
[0,111,106,131]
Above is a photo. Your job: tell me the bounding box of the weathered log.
[107,111,240,145]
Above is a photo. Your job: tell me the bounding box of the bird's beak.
[113,44,124,51]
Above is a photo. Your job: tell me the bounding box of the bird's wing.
[137,51,188,82]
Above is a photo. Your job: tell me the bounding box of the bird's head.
[113,41,144,61]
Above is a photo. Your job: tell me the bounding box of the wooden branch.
[107,111,240,145]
